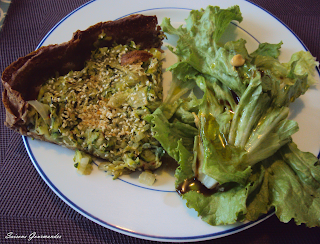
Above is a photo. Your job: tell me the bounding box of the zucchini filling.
[27,42,164,178]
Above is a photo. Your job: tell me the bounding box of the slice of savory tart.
[2,14,165,177]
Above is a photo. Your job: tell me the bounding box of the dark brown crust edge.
[2,14,163,140]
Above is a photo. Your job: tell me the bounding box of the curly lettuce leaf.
[182,160,268,225]
[284,50,319,86]
[182,184,248,225]
[253,50,318,107]
[198,113,251,185]
[162,5,246,96]
[145,107,198,161]
[251,41,283,59]
[155,4,320,227]
[174,140,195,188]
[161,5,243,65]
[266,144,320,227]
[182,142,320,226]
[279,142,320,189]
[245,165,270,221]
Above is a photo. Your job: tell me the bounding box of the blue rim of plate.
[91,160,176,193]
[23,136,274,242]
[24,0,320,242]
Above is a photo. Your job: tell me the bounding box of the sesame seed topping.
[31,43,163,176]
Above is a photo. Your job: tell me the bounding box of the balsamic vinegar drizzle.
[176,100,241,197]
[176,177,238,197]
[176,177,220,196]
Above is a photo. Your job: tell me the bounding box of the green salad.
[146,5,320,226]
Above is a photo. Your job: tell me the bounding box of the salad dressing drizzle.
[176,177,237,196]
[176,177,220,196]
[231,89,240,104]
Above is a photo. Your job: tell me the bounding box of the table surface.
[1,0,320,243]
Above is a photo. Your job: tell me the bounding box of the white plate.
[23,0,320,242]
